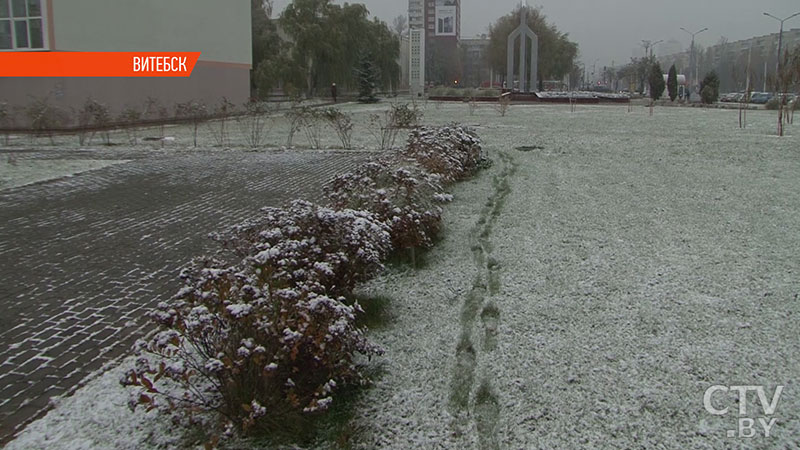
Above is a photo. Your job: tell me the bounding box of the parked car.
[720,92,739,102]
[750,92,773,104]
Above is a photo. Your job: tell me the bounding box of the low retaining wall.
[427,94,629,104]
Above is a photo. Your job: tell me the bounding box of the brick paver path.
[0,148,369,442]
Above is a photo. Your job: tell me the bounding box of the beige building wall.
[1,0,252,124]
[50,0,251,65]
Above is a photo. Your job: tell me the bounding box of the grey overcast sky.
[271,0,800,68]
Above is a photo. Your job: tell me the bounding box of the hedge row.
[122,124,487,442]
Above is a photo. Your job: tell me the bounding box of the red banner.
[0,52,201,77]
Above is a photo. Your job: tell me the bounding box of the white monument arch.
[506,9,539,92]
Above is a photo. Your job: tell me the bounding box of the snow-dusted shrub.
[321,107,353,149]
[238,101,271,148]
[208,97,236,147]
[368,110,401,150]
[144,97,169,147]
[78,98,112,145]
[495,93,512,117]
[122,257,382,437]
[175,100,208,147]
[117,107,142,145]
[391,102,423,129]
[212,200,391,298]
[402,125,485,183]
[466,96,479,116]
[324,158,449,258]
[26,97,70,144]
[123,201,391,438]
[368,103,423,150]
[286,106,324,149]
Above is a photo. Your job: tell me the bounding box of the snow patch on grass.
[5,355,180,450]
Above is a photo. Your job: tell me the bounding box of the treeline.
[251,0,400,99]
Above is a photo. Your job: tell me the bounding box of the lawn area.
[344,102,800,449]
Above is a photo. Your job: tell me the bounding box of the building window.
[1,0,47,50]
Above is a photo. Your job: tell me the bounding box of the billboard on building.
[435,0,456,36]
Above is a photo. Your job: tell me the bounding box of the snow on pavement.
[0,159,129,190]
[4,355,180,450]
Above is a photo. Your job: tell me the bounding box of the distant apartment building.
[409,28,425,95]
[408,0,460,40]
[0,0,252,117]
[657,28,800,92]
[408,0,461,86]
[408,0,424,31]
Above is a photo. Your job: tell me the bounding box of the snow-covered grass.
[342,103,800,448]
[7,101,800,449]
[0,158,128,190]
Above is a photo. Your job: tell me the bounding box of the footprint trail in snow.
[449,150,516,450]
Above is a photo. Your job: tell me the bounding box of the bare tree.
[776,48,795,137]
[118,107,142,145]
[495,92,512,116]
[738,47,755,129]
[392,15,407,36]
[144,97,169,147]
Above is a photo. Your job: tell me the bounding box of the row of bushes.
[0,96,250,147]
[0,97,425,151]
[121,123,487,445]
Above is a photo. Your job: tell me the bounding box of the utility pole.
[612,60,617,91]
[680,27,708,94]
[763,11,800,95]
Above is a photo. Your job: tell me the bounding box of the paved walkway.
[0,148,368,442]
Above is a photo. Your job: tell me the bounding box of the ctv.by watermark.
[704,385,785,438]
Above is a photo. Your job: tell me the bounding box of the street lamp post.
[641,40,652,59]
[650,40,664,59]
[763,11,800,95]
[581,64,587,90]
[680,27,708,94]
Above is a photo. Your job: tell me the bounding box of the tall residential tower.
[408,0,461,86]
